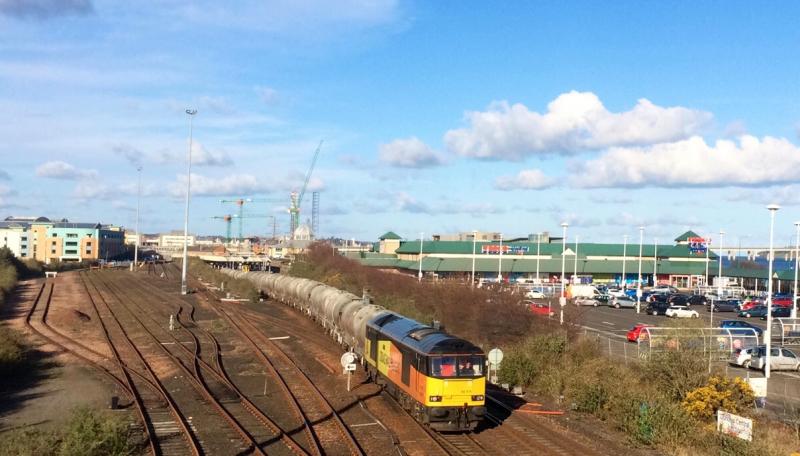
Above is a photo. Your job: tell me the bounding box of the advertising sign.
[688,236,708,253]
[481,245,529,255]
[717,410,753,442]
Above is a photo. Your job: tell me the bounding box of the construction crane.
[289,140,323,236]
[210,214,234,243]
[235,214,279,239]
[220,197,276,241]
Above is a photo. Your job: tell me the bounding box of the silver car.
[609,296,637,309]
[750,346,800,372]
[574,296,601,306]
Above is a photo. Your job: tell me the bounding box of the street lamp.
[560,222,568,325]
[718,230,725,297]
[180,108,197,296]
[497,233,503,282]
[637,226,644,313]
[470,230,477,288]
[133,165,142,270]
[705,233,710,289]
[535,232,542,284]
[417,232,424,282]
[573,235,579,283]
[622,234,628,289]
[653,237,658,286]
[766,204,780,380]
[794,222,800,318]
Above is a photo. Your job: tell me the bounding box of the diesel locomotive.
[223,269,486,431]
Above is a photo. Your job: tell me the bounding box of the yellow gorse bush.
[682,376,755,421]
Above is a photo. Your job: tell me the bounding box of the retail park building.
[348,230,797,291]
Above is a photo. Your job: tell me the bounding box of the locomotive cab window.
[457,356,484,377]
[430,356,457,377]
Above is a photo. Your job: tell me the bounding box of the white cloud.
[394,192,505,216]
[36,160,97,180]
[170,173,280,197]
[379,137,444,168]
[494,169,555,190]
[255,86,279,105]
[72,181,111,199]
[570,135,800,188]
[444,91,712,160]
[0,0,92,20]
[114,142,233,168]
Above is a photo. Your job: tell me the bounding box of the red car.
[528,301,554,317]
[739,298,763,311]
[627,324,653,342]
[772,297,793,308]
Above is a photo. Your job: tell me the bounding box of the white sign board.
[344,363,357,372]
[747,377,768,398]
[340,352,356,368]
[559,296,567,307]
[717,410,753,442]
[488,348,504,366]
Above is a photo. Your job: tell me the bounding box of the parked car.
[665,305,699,318]
[525,289,546,299]
[651,285,679,294]
[667,294,691,306]
[730,346,757,368]
[627,324,653,342]
[610,295,638,309]
[771,296,793,308]
[567,284,604,299]
[739,305,768,318]
[528,301,554,317]
[719,320,763,337]
[739,298,763,311]
[646,293,669,303]
[646,301,670,316]
[749,346,800,371]
[624,288,638,298]
[708,299,741,312]
[574,296,601,306]
[762,306,792,319]
[687,294,708,306]
[607,287,626,298]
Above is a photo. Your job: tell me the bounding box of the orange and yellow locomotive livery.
[364,312,486,431]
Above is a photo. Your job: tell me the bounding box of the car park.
[708,299,741,312]
[687,294,707,306]
[749,346,800,372]
[719,320,762,337]
[574,296,601,306]
[609,295,638,309]
[665,305,699,318]
[761,306,791,319]
[739,305,768,318]
[652,285,679,294]
[627,324,653,342]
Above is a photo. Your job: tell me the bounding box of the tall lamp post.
[718,230,726,297]
[417,232,424,282]
[497,233,503,282]
[622,234,628,289]
[637,226,644,313]
[766,204,780,381]
[560,222,568,325]
[653,237,658,286]
[470,230,477,288]
[535,232,542,284]
[133,165,142,270]
[573,235,579,283]
[794,222,800,318]
[180,108,197,296]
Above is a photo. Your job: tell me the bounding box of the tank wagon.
[221,269,486,431]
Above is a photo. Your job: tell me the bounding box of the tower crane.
[220,197,275,241]
[210,214,233,243]
[289,140,323,236]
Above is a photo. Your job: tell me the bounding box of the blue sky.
[3,1,800,247]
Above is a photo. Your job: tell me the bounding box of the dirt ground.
[0,275,127,435]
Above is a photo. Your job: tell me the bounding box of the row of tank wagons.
[222,270,389,359]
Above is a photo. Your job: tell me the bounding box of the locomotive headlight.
[471,395,484,401]
[429,395,442,402]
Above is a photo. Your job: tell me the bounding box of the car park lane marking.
[601,321,615,326]
[580,325,626,340]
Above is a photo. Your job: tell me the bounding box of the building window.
[20,244,26,249]
[65,249,77,254]
[52,233,57,237]
[52,240,57,246]
[86,241,92,246]
[51,249,56,254]
[21,253,26,258]
[21,237,26,241]
[66,241,77,247]
[66,233,78,238]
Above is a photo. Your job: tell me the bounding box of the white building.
[0,222,30,258]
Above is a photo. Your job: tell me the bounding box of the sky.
[3,1,800,247]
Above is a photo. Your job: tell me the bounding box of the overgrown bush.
[189,258,261,302]
[0,407,136,456]
[0,325,25,371]
[682,376,755,422]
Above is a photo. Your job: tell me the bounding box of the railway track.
[99,271,311,456]
[79,272,200,456]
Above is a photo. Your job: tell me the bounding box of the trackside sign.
[717,410,753,442]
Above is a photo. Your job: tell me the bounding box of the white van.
[567,284,602,299]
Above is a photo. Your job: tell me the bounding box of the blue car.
[719,320,763,337]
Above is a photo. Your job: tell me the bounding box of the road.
[561,301,800,413]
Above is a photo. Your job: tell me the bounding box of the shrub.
[641,349,708,401]
[0,326,25,371]
[682,376,755,422]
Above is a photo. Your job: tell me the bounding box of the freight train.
[223,269,486,431]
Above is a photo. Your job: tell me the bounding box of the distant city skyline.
[3,1,800,244]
